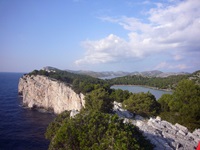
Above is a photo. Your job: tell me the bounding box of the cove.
[111,85,172,100]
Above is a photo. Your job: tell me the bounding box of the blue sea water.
[0,73,55,150]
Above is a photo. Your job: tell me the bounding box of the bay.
[111,85,172,100]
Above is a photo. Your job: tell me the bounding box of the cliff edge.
[18,75,85,114]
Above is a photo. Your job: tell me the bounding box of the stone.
[175,123,188,134]
[70,109,79,118]
[113,101,133,118]
[113,101,122,108]
[193,129,200,137]
[161,120,173,129]
[112,102,199,150]
[136,120,145,127]
[18,75,85,114]
[156,116,161,121]
[178,130,186,136]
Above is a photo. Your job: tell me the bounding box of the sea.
[0,73,55,150]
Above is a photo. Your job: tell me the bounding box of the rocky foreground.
[114,101,200,150]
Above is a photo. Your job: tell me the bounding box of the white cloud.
[75,34,133,65]
[173,54,183,61]
[154,62,190,70]
[75,0,200,71]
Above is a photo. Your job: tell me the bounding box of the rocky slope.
[18,75,85,114]
[113,101,200,150]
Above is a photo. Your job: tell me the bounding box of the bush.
[84,88,113,113]
[123,92,161,117]
[46,111,154,150]
[110,89,131,103]
[158,79,200,131]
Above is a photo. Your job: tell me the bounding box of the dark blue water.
[112,85,172,100]
[0,73,55,150]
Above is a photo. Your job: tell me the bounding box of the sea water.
[0,73,55,150]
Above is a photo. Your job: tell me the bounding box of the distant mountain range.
[43,66,190,78]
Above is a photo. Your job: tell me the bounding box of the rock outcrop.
[113,101,200,150]
[18,75,85,114]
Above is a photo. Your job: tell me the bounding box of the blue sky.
[0,0,200,73]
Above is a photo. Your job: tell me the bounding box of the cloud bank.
[75,0,200,71]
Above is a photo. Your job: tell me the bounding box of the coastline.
[111,84,173,92]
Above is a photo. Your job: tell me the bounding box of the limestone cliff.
[18,75,85,114]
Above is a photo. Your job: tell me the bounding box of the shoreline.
[111,84,173,92]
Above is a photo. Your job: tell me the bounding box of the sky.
[0,0,200,73]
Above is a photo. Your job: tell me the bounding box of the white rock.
[178,130,186,136]
[112,103,198,150]
[193,129,200,137]
[70,110,79,118]
[136,120,145,127]
[156,116,161,121]
[113,101,133,118]
[175,123,188,134]
[18,75,85,114]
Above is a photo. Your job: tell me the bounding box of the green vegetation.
[158,79,200,131]
[108,74,188,90]
[123,92,161,117]
[29,69,107,94]
[46,111,154,150]
[84,88,113,113]
[188,70,200,85]
[110,89,131,103]
[39,69,154,149]
[45,111,71,140]
[29,69,200,148]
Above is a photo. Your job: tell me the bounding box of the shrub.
[46,111,154,150]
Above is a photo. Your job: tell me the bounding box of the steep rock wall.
[18,75,85,114]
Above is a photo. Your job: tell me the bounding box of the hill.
[43,66,190,78]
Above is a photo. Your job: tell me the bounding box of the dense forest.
[28,69,200,149]
[107,74,188,90]
[107,70,200,90]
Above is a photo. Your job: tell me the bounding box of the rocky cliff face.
[18,75,85,114]
[113,101,200,150]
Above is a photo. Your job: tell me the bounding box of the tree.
[46,111,154,150]
[157,94,172,112]
[123,92,161,117]
[72,79,81,94]
[45,111,70,140]
[84,88,113,113]
[110,89,130,103]
[158,79,200,131]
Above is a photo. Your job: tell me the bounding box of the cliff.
[18,75,85,114]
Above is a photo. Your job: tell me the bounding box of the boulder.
[175,123,188,134]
